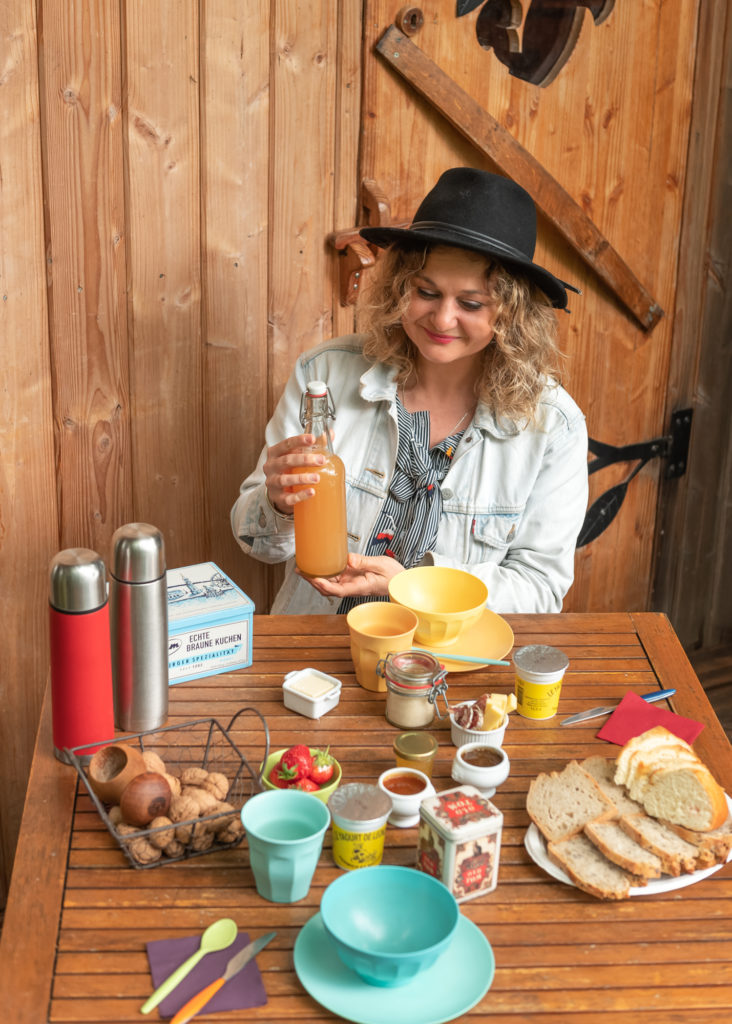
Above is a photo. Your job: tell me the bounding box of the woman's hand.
[263,434,325,514]
[301,553,405,598]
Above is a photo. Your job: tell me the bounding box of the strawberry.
[309,747,335,786]
[267,764,292,788]
[294,777,319,792]
[279,744,314,782]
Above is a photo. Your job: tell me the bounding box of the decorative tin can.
[416,785,503,902]
[378,650,449,729]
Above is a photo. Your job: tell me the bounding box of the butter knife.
[170,932,276,1024]
[559,689,676,726]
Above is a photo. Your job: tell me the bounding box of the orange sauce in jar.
[382,772,428,796]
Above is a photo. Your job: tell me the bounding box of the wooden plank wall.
[0,0,361,902]
[0,0,60,909]
[654,1,732,651]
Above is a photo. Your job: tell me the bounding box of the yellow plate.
[417,608,514,673]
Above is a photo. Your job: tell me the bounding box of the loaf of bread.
[526,760,617,842]
[547,834,641,900]
[613,727,728,831]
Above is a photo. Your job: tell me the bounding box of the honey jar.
[378,650,449,729]
[393,731,439,777]
[416,785,503,902]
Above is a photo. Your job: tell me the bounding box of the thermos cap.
[49,548,107,612]
[111,523,166,583]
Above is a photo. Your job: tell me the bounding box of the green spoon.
[140,917,238,1014]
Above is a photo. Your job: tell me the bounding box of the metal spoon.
[141,917,238,1014]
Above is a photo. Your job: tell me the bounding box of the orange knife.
[170,932,276,1024]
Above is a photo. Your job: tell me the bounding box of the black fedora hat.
[360,167,575,310]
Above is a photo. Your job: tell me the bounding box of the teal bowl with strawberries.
[261,745,342,804]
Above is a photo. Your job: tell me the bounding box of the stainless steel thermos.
[49,549,116,763]
[109,523,169,732]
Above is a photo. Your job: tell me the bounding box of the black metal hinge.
[577,409,693,547]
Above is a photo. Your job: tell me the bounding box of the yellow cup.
[513,644,569,720]
[346,602,419,692]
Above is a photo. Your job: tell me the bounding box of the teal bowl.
[319,865,459,987]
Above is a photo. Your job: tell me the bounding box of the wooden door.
[357,0,699,612]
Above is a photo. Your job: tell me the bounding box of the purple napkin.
[146,931,268,1019]
[596,691,705,746]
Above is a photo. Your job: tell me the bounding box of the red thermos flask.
[49,548,115,764]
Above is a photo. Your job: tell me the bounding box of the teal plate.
[293,911,494,1024]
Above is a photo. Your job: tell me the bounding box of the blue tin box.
[167,562,254,684]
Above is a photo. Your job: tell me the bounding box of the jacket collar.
[359,360,520,439]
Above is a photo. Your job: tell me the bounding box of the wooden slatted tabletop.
[1,612,731,1023]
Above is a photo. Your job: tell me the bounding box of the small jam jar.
[393,731,439,777]
[378,650,449,729]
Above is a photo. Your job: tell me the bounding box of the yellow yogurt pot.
[513,644,570,720]
[328,783,392,870]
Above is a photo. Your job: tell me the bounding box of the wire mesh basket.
[66,707,269,869]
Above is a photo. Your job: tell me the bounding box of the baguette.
[547,834,640,900]
[527,761,617,843]
[618,814,702,875]
[584,819,663,879]
[614,727,727,832]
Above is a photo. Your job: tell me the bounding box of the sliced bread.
[580,756,643,817]
[547,833,639,900]
[584,819,663,879]
[660,813,732,865]
[527,760,617,843]
[618,813,701,876]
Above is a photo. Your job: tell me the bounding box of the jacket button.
[442,489,453,500]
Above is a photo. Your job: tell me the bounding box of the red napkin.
[596,691,705,746]
[145,931,267,1019]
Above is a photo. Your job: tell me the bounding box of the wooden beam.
[375,26,663,331]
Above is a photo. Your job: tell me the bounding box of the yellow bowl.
[388,566,488,648]
[261,748,342,804]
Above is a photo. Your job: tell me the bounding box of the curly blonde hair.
[358,244,563,424]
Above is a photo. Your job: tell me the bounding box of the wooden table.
[2,613,731,1023]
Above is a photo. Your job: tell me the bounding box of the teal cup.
[241,789,331,903]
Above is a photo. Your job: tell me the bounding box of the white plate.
[524,793,732,896]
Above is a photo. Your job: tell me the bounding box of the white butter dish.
[283,668,342,719]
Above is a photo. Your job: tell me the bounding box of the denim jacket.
[231,335,588,614]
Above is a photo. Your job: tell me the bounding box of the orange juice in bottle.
[290,381,348,577]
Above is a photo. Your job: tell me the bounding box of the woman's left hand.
[300,553,404,599]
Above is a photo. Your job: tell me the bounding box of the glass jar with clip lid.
[377,650,449,729]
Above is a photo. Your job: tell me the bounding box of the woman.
[231,168,588,614]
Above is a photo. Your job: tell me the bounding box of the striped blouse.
[338,398,467,614]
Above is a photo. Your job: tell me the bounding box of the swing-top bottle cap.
[306,380,328,397]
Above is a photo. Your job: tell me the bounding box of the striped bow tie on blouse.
[388,410,442,566]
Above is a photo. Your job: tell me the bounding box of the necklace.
[399,386,474,436]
